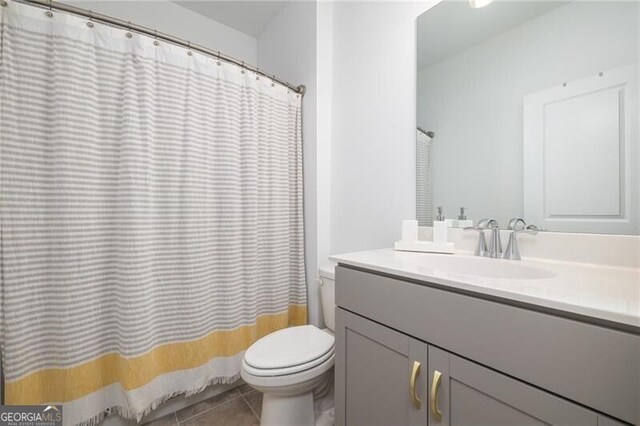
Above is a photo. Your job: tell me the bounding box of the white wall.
[256,0,438,325]
[69,0,257,64]
[257,2,322,325]
[417,1,639,226]
[329,1,436,255]
[316,2,333,273]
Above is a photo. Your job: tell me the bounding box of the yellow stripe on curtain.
[5,305,307,405]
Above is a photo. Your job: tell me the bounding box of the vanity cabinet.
[336,308,600,426]
[335,265,639,426]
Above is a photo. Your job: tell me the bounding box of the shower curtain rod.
[11,0,307,96]
[417,126,434,138]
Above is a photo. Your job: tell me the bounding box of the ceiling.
[174,1,288,37]
[417,0,570,70]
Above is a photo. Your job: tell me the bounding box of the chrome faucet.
[464,218,501,258]
[503,224,540,260]
[478,218,502,258]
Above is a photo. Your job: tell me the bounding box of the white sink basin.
[413,254,557,280]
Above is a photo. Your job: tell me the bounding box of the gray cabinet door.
[335,308,428,426]
[428,346,599,426]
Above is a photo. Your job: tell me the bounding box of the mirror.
[416,0,639,235]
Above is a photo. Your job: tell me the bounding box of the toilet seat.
[241,353,335,391]
[243,325,335,377]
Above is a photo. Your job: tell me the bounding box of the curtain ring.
[241,61,245,74]
[86,10,94,28]
[126,22,132,38]
[153,30,159,46]
[187,41,192,56]
[271,74,276,87]
[255,68,260,81]
[45,0,53,17]
[216,51,221,66]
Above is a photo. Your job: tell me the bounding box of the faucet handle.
[503,225,541,260]
[507,217,527,230]
[476,218,495,229]
[463,226,488,257]
[512,224,542,235]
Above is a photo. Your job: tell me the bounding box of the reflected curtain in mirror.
[417,128,434,226]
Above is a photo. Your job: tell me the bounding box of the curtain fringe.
[76,373,242,426]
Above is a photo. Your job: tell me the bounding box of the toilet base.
[261,391,315,426]
[241,348,335,426]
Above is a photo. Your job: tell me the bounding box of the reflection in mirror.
[416,0,639,234]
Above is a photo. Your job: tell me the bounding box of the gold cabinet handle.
[409,360,422,409]
[430,370,443,421]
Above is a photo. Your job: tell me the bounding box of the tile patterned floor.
[145,384,263,426]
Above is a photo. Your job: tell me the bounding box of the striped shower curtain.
[416,129,433,226]
[0,1,306,424]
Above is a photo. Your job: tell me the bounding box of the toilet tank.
[318,264,336,332]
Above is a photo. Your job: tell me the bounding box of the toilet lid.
[244,325,335,370]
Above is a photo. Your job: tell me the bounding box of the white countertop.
[330,248,640,331]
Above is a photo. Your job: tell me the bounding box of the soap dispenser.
[433,207,448,245]
[457,207,473,228]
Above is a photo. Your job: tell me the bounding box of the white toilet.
[241,265,336,426]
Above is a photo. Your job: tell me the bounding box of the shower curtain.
[416,129,433,226]
[0,1,306,424]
